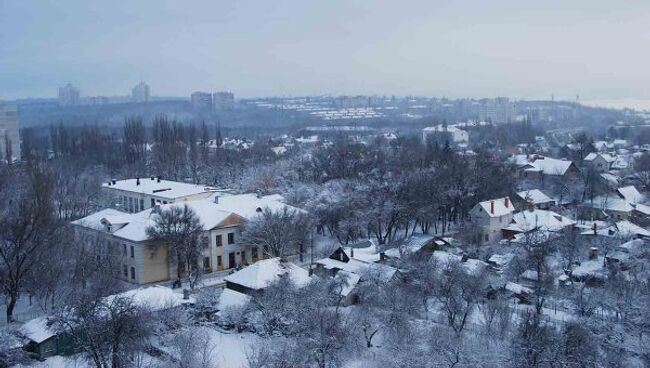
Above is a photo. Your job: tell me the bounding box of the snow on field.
[204,328,262,368]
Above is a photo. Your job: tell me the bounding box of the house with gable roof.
[468,197,515,243]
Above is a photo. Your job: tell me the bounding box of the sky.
[1,0,650,101]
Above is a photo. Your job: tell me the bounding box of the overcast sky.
[1,0,649,101]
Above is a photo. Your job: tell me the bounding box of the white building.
[422,124,469,144]
[0,106,21,162]
[584,152,615,172]
[102,177,219,213]
[478,97,514,124]
[58,83,80,106]
[468,197,515,243]
[213,91,235,110]
[191,91,213,110]
[131,82,151,103]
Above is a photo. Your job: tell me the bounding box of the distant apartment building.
[422,124,469,145]
[333,96,370,109]
[0,106,21,162]
[479,97,514,124]
[58,83,80,106]
[213,91,235,110]
[191,91,213,110]
[132,82,151,103]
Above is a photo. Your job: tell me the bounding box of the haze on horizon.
[1,0,649,102]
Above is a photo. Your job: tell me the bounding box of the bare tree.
[240,207,311,259]
[0,165,63,322]
[168,327,217,368]
[146,205,207,289]
[55,292,153,368]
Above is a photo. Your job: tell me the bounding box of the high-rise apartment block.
[213,91,235,110]
[0,106,21,162]
[132,82,151,103]
[479,97,514,124]
[58,83,80,106]
[191,91,213,110]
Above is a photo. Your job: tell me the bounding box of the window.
[130,245,135,258]
[130,267,136,280]
[162,201,168,204]
[123,264,128,277]
[122,243,127,256]
[216,234,223,247]
[140,199,144,211]
[227,232,235,244]
[203,257,211,270]
[484,234,489,242]
[252,247,258,259]
[217,256,222,267]
[128,197,133,212]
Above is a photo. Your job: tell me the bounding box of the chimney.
[157,176,161,183]
[380,251,386,262]
[136,177,140,186]
[350,247,354,258]
[213,195,219,204]
[256,190,262,199]
[504,196,510,208]
[490,200,495,214]
[112,179,116,185]
[107,181,111,186]
[150,176,154,181]
[589,247,598,260]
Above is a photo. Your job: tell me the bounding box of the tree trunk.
[6,293,18,323]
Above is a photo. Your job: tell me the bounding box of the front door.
[229,252,236,269]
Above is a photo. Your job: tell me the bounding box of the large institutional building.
[73,179,301,285]
[58,83,80,106]
[0,106,21,163]
[131,82,151,103]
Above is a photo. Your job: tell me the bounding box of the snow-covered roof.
[71,208,126,231]
[217,288,252,311]
[103,286,191,311]
[430,251,487,275]
[20,317,57,344]
[334,270,361,297]
[211,193,302,220]
[618,238,645,254]
[600,173,620,186]
[73,193,300,242]
[315,257,397,283]
[516,189,554,205]
[572,257,606,280]
[385,234,433,258]
[504,209,575,233]
[488,253,515,268]
[474,197,515,217]
[580,221,650,238]
[505,281,533,295]
[511,155,575,176]
[103,178,216,200]
[584,152,615,162]
[224,258,310,291]
[617,186,644,204]
[526,157,574,175]
[520,270,539,281]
